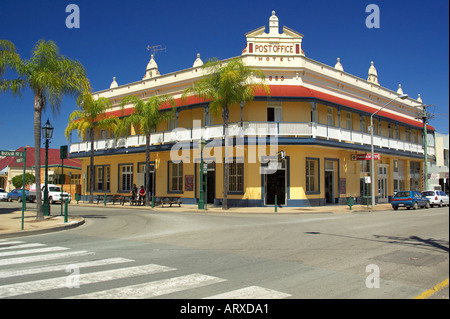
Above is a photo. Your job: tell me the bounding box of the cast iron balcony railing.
[69,121,434,156]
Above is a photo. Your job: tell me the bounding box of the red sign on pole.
[351,153,380,161]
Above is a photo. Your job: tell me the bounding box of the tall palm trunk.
[34,95,43,220]
[145,133,151,206]
[222,104,229,210]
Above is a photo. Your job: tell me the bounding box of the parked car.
[6,189,36,203]
[29,184,72,204]
[391,191,430,210]
[0,188,7,201]
[421,190,450,207]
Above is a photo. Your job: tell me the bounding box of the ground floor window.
[228,160,243,193]
[119,164,133,192]
[306,158,319,193]
[169,162,183,192]
[87,165,110,191]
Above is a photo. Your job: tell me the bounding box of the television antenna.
[146,45,167,56]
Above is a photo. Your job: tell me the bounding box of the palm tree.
[183,57,269,209]
[1,39,87,220]
[65,92,118,204]
[119,95,176,206]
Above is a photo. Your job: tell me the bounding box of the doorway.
[325,160,335,204]
[264,159,286,206]
[206,163,215,204]
[378,164,389,203]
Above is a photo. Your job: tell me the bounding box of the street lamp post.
[370,94,408,208]
[42,119,54,216]
[198,137,206,210]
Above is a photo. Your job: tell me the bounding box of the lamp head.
[42,119,54,139]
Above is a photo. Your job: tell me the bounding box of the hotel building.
[69,12,435,207]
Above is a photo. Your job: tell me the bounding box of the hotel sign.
[351,153,380,161]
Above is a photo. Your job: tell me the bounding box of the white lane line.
[0,246,68,257]
[0,243,46,251]
[0,257,134,279]
[205,286,291,299]
[68,273,226,299]
[0,264,175,298]
[0,250,94,266]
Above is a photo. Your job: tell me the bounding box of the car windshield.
[422,191,435,196]
[49,187,61,192]
[394,191,410,198]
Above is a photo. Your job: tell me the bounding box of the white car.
[422,190,449,207]
[0,188,7,201]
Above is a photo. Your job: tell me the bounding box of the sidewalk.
[0,202,392,239]
[0,209,84,239]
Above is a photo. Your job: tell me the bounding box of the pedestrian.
[139,185,146,204]
[130,184,138,204]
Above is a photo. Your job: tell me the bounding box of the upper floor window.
[327,107,334,126]
[168,116,177,131]
[346,112,352,130]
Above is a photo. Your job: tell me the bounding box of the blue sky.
[0,0,448,151]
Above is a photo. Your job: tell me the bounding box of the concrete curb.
[0,217,85,239]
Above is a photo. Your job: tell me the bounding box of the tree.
[65,91,118,204]
[183,57,269,209]
[0,39,88,220]
[12,173,35,189]
[119,95,176,206]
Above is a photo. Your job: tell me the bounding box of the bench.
[161,197,183,208]
[111,195,121,205]
[120,196,145,206]
[95,195,106,205]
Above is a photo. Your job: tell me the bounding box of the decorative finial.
[110,76,118,89]
[367,61,379,85]
[397,84,403,94]
[193,53,204,68]
[334,58,344,71]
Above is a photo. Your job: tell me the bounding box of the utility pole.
[421,104,433,191]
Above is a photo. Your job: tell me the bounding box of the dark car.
[391,191,430,210]
[7,189,35,203]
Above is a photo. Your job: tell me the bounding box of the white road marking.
[67,273,226,299]
[0,243,46,251]
[0,264,175,298]
[205,285,291,299]
[0,257,134,279]
[0,241,26,247]
[0,246,68,257]
[0,250,93,266]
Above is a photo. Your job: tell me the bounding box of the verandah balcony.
[69,121,434,156]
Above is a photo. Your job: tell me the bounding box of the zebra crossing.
[0,239,291,299]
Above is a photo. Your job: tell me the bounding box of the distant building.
[428,133,449,192]
[0,147,82,196]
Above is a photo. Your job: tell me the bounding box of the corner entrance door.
[325,160,335,204]
[264,160,286,206]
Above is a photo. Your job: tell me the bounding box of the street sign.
[15,158,24,163]
[0,150,24,157]
[351,153,380,161]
